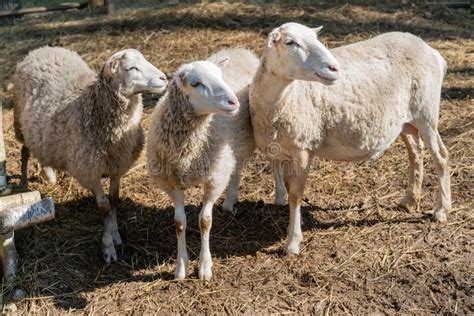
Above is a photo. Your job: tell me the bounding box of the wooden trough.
[0,102,55,297]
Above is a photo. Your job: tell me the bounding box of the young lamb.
[14,46,167,262]
[147,48,259,280]
[249,22,451,255]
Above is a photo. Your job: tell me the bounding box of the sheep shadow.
[442,87,473,101]
[13,193,428,310]
[7,3,471,43]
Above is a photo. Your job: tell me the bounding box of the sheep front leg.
[171,189,188,280]
[108,175,122,245]
[273,159,287,205]
[200,180,228,281]
[283,152,311,255]
[40,167,57,185]
[92,182,116,263]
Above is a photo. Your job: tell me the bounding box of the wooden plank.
[0,198,55,233]
[0,191,41,212]
[0,2,88,18]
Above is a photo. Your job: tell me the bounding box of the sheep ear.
[214,57,229,68]
[103,59,120,79]
[268,29,281,48]
[177,70,188,85]
[312,26,323,34]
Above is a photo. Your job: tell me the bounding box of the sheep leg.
[418,125,451,222]
[40,167,57,185]
[92,183,116,263]
[171,189,188,280]
[222,161,244,213]
[273,159,287,205]
[108,175,122,246]
[20,146,29,188]
[399,129,424,212]
[199,181,228,281]
[283,152,311,255]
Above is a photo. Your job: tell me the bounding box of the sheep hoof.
[434,209,447,223]
[221,199,236,214]
[112,230,122,246]
[19,180,28,189]
[103,244,118,263]
[274,196,287,206]
[398,195,417,212]
[175,267,187,280]
[40,167,57,185]
[286,242,301,256]
[199,264,213,281]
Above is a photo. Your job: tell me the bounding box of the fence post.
[89,0,114,14]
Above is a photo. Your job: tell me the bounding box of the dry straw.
[0,1,472,313]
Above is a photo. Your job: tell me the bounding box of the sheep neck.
[159,82,214,171]
[82,76,142,147]
[251,59,293,112]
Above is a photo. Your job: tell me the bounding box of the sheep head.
[266,22,340,85]
[175,59,239,116]
[102,49,167,96]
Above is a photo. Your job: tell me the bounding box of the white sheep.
[14,46,167,262]
[249,22,451,255]
[147,48,259,280]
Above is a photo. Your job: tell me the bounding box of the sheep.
[249,22,451,255]
[14,46,167,263]
[147,48,260,280]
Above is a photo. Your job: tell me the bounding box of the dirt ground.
[0,2,472,314]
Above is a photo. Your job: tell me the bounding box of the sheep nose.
[328,65,339,72]
[228,99,237,106]
[159,75,167,81]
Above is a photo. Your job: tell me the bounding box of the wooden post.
[0,102,8,195]
[0,197,55,296]
[105,0,115,14]
[89,0,115,14]
[89,0,103,9]
[0,102,55,299]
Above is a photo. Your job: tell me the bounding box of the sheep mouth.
[148,85,167,92]
[218,106,239,116]
[315,73,338,85]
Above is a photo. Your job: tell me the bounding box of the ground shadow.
[442,87,473,101]
[14,193,428,310]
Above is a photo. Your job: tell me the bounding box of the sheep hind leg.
[40,167,57,185]
[20,146,29,189]
[273,159,287,205]
[399,127,424,212]
[92,182,116,263]
[222,161,244,213]
[418,124,451,222]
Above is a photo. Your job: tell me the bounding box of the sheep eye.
[190,81,201,88]
[127,67,138,72]
[285,40,298,47]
